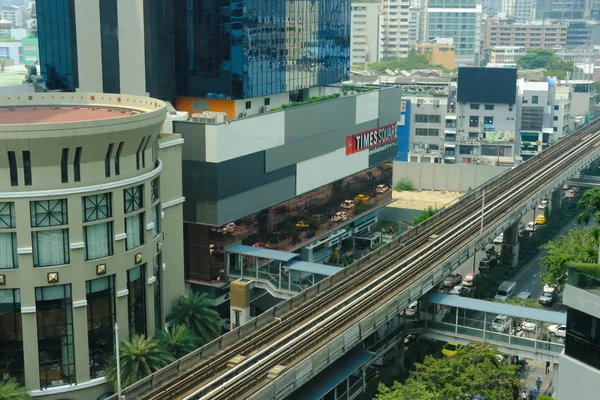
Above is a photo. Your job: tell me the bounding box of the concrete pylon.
[552,362,559,398]
[501,221,520,267]
[230,280,252,330]
[550,187,563,219]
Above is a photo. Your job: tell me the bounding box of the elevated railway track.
[138,119,600,400]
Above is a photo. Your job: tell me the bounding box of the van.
[494,280,517,301]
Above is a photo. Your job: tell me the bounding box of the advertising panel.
[345,123,398,156]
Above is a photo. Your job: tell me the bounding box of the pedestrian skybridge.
[411,293,567,363]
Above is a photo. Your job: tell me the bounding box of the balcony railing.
[567,268,600,297]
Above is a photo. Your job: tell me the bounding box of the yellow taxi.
[442,342,463,357]
[535,214,546,225]
[295,220,309,229]
[354,193,371,203]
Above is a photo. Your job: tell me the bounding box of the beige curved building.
[0,93,184,399]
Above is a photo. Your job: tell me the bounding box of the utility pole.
[115,323,122,399]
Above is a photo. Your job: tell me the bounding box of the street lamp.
[115,323,122,399]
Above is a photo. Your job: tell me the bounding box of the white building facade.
[381,0,411,58]
[553,88,571,139]
[351,2,382,66]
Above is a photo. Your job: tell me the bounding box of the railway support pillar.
[501,221,520,267]
[550,187,562,219]
[551,362,559,398]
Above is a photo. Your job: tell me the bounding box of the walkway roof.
[226,245,299,262]
[287,347,373,400]
[285,260,343,276]
[424,293,567,325]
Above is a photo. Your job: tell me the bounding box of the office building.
[415,42,456,69]
[425,0,482,67]
[0,5,22,27]
[488,46,525,64]
[556,264,600,399]
[484,20,568,49]
[351,2,382,66]
[535,0,588,20]
[502,0,535,22]
[455,67,521,166]
[519,79,555,160]
[553,87,572,139]
[0,93,184,398]
[380,0,411,58]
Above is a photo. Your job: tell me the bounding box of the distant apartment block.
[380,0,411,58]
[484,20,568,49]
[488,46,525,64]
[351,2,381,66]
[502,0,534,22]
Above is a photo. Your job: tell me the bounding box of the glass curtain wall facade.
[173,0,350,99]
[86,276,115,379]
[0,289,24,384]
[36,284,75,389]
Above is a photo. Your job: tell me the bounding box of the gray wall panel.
[378,88,403,126]
[174,121,207,162]
[369,144,397,167]
[217,175,297,225]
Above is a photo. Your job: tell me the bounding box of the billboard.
[457,67,517,104]
[346,123,398,155]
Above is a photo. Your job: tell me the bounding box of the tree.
[577,188,600,263]
[496,296,541,309]
[540,228,598,285]
[156,324,199,359]
[376,344,520,400]
[0,379,30,400]
[168,292,221,344]
[363,50,436,72]
[517,49,574,79]
[105,335,174,388]
[413,206,437,226]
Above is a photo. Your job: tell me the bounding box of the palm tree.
[168,292,221,344]
[577,188,600,263]
[156,324,199,358]
[105,335,174,388]
[0,379,30,400]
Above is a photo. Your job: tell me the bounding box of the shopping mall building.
[0,93,183,398]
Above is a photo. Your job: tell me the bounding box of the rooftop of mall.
[0,106,139,124]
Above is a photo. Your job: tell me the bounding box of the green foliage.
[394,179,414,191]
[0,379,30,400]
[371,241,386,252]
[538,396,554,400]
[353,201,372,216]
[366,50,433,73]
[495,296,541,309]
[342,85,376,93]
[281,93,340,109]
[566,261,600,277]
[156,324,199,359]
[517,49,574,79]
[540,228,598,285]
[413,206,437,226]
[375,344,520,400]
[105,335,174,388]
[576,188,600,225]
[168,292,221,345]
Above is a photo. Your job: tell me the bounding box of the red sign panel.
[346,123,398,155]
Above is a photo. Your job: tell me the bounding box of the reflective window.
[86,276,115,379]
[127,266,146,338]
[84,222,113,261]
[83,194,112,222]
[0,289,24,384]
[31,200,68,227]
[124,185,143,213]
[32,229,70,267]
[36,284,75,388]
[125,214,144,250]
[151,178,160,203]
[153,254,162,330]
[0,202,18,269]
[152,205,161,238]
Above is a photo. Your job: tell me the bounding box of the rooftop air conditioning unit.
[238,112,247,118]
[191,113,202,122]
[259,106,268,113]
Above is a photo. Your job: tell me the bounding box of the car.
[493,234,504,245]
[520,320,537,332]
[548,324,567,338]
[516,291,532,299]
[404,334,417,345]
[539,285,558,306]
[376,184,390,194]
[442,342,463,357]
[479,257,498,270]
[295,220,309,229]
[223,222,236,234]
[220,318,231,332]
[404,301,418,317]
[538,200,548,209]
[535,214,546,225]
[252,242,270,249]
[449,284,467,296]
[525,221,536,232]
[565,189,576,198]
[442,274,462,288]
[462,273,477,287]
[341,199,355,210]
[332,211,348,222]
[491,315,514,333]
[354,194,370,203]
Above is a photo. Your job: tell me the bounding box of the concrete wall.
[557,354,600,400]
[393,161,509,191]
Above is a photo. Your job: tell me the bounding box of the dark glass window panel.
[105,143,114,178]
[125,213,144,250]
[86,276,115,378]
[153,253,162,330]
[30,200,68,227]
[61,148,69,183]
[22,151,32,186]
[32,229,70,267]
[151,178,160,203]
[136,137,147,170]
[35,284,75,388]
[82,193,112,222]
[74,147,82,182]
[0,202,16,228]
[141,135,152,169]
[99,0,120,93]
[0,289,24,385]
[115,141,124,176]
[124,185,143,213]
[127,266,146,338]
[7,151,17,187]
[0,232,18,269]
[84,222,113,261]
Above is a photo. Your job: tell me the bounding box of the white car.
[548,324,567,338]
[332,211,348,222]
[520,320,537,332]
[223,222,236,233]
[449,285,466,296]
[491,315,513,333]
[404,301,418,317]
[538,200,548,209]
[493,234,504,245]
[525,221,536,232]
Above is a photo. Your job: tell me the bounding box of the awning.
[285,260,343,276]
[226,244,299,262]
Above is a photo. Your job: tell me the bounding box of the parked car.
[404,301,418,317]
[493,234,504,245]
[538,200,548,209]
[491,315,514,333]
[376,184,390,194]
[494,281,517,302]
[462,273,477,287]
[223,222,236,234]
[535,214,546,225]
[252,242,270,248]
[354,193,370,203]
[449,284,467,296]
[517,291,532,299]
[539,285,558,306]
[332,211,348,222]
[565,190,576,198]
[341,199,355,210]
[525,221,537,232]
[442,342,463,357]
[548,324,567,338]
[520,320,537,332]
[479,257,498,270]
[442,274,462,288]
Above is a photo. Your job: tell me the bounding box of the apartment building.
[415,43,456,69]
[425,0,482,67]
[553,87,572,139]
[408,6,422,47]
[407,89,450,163]
[484,20,568,49]
[380,0,411,58]
[502,0,535,22]
[519,80,555,160]
[351,2,382,66]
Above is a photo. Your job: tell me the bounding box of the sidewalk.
[520,358,554,398]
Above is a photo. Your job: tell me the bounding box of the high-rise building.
[502,0,535,22]
[351,2,382,66]
[425,0,482,66]
[380,0,411,58]
[535,0,588,20]
[0,92,184,398]
[408,6,422,47]
[484,20,568,49]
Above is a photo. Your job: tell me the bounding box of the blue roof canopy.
[226,245,299,262]
[285,260,343,276]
